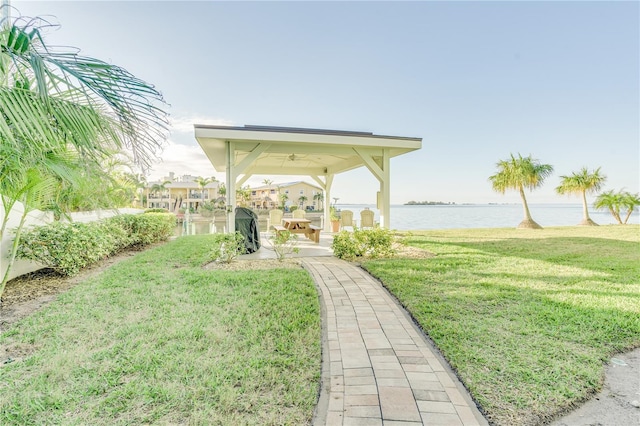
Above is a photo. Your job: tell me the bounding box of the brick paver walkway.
[303,257,488,426]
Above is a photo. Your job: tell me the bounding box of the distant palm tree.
[236,185,251,207]
[298,195,308,209]
[594,190,623,224]
[129,173,148,208]
[151,180,172,209]
[489,153,554,229]
[595,190,640,225]
[279,192,289,210]
[194,176,212,204]
[555,167,606,226]
[621,192,640,224]
[262,178,273,186]
[313,192,324,210]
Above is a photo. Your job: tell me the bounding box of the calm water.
[176,204,639,235]
[338,203,640,231]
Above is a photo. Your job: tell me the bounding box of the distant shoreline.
[404,201,455,206]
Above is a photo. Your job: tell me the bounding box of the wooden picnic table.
[277,218,322,243]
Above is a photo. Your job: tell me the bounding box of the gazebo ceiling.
[194,125,422,177]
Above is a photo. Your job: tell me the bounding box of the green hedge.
[16,213,176,276]
[144,208,169,213]
[331,228,397,260]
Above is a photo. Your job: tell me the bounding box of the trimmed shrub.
[144,208,169,214]
[133,213,176,245]
[16,213,176,276]
[332,228,397,260]
[17,222,116,276]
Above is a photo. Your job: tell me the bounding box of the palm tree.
[0,13,168,170]
[594,190,623,224]
[595,190,640,225]
[555,167,606,226]
[621,192,640,224]
[279,193,289,210]
[150,180,172,209]
[298,195,308,209]
[0,12,168,300]
[122,172,147,208]
[313,192,324,210]
[52,153,134,216]
[262,178,273,186]
[489,153,554,229]
[194,176,212,206]
[236,185,251,207]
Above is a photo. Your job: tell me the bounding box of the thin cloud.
[169,115,235,134]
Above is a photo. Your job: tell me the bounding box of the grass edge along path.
[0,235,321,425]
[362,225,640,426]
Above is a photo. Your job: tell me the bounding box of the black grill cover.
[234,207,260,254]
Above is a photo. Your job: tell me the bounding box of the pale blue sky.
[13,1,640,204]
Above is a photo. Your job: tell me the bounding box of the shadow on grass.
[410,236,639,275]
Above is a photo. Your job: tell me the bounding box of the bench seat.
[307,225,322,243]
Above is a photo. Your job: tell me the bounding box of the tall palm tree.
[555,167,606,226]
[298,195,308,209]
[279,192,289,210]
[313,192,324,210]
[489,153,554,229]
[194,176,212,205]
[150,180,172,209]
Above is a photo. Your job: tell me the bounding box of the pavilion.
[194,125,422,233]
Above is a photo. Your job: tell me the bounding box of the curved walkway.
[303,257,488,426]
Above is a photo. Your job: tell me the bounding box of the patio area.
[240,231,335,259]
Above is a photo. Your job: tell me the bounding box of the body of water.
[175,204,639,235]
[337,203,640,231]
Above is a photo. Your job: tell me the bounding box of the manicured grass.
[0,235,321,425]
[362,225,640,426]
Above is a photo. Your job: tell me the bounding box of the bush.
[133,213,176,244]
[332,228,397,260]
[17,222,117,276]
[208,232,246,263]
[144,208,169,213]
[16,213,176,276]
[265,230,299,261]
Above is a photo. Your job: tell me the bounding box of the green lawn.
[363,225,640,426]
[0,235,321,425]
